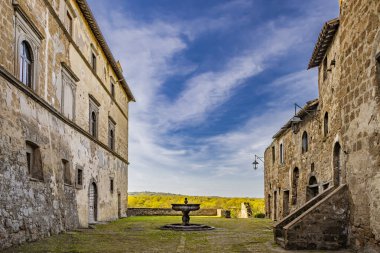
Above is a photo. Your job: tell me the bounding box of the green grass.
[4,217,352,253]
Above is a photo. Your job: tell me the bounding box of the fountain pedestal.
[160,198,215,231]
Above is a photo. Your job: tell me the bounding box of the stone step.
[276,237,285,248]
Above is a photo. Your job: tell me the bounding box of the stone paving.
[4,217,353,253]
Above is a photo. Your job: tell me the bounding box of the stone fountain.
[160,198,215,231]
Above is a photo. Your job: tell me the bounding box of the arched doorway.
[333,142,341,186]
[292,167,299,205]
[88,182,98,224]
[307,176,319,201]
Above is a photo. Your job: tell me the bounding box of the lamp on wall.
[252,154,264,170]
[290,103,303,134]
[290,103,320,134]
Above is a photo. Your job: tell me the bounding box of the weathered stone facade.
[0,0,134,249]
[264,0,380,251]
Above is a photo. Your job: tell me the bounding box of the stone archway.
[333,142,341,186]
[88,182,98,224]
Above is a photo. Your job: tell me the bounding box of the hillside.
[127,192,265,216]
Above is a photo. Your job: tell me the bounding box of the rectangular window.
[25,141,43,181]
[272,146,275,164]
[111,81,115,98]
[62,159,72,185]
[323,56,328,80]
[91,53,97,72]
[110,178,114,193]
[279,143,284,164]
[61,68,77,121]
[76,168,83,188]
[89,96,100,139]
[108,118,116,150]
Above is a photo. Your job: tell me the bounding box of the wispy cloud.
[90,0,338,197]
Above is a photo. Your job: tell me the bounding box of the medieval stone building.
[0,0,134,249]
[264,0,380,252]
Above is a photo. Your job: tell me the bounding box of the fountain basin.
[171,204,200,212]
[160,223,214,231]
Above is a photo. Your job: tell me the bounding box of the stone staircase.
[274,184,349,250]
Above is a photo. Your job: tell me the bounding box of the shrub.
[254,213,266,218]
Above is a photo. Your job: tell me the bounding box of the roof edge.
[76,0,135,102]
[308,18,340,69]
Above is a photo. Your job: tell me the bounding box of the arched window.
[302,131,308,153]
[333,142,341,186]
[292,167,299,205]
[20,41,33,88]
[91,111,97,137]
[324,112,329,137]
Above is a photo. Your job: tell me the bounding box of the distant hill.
[127,192,265,217]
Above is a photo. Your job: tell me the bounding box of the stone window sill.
[29,177,44,183]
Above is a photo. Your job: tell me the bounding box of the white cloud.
[90,0,338,197]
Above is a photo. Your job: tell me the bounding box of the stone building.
[264,0,380,251]
[0,0,134,249]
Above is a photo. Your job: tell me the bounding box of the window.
[272,146,275,164]
[323,56,328,80]
[302,131,308,153]
[25,141,43,181]
[324,112,329,137]
[20,41,33,88]
[66,11,73,35]
[108,118,116,150]
[279,143,284,164]
[111,81,115,98]
[89,96,100,138]
[62,159,72,185]
[15,8,42,91]
[91,53,97,72]
[76,167,83,188]
[333,142,341,186]
[110,178,114,193]
[91,112,97,137]
[61,67,77,120]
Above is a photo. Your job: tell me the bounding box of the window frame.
[61,65,78,121]
[25,141,44,181]
[302,131,308,153]
[14,8,42,92]
[76,166,84,189]
[108,117,116,151]
[89,96,100,139]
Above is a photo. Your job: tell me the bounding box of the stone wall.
[0,0,133,249]
[265,0,380,251]
[127,208,218,217]
[339,0,380,251]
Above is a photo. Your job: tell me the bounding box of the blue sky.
[89,0,339,197]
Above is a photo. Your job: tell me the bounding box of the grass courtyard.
[5,216,352,253]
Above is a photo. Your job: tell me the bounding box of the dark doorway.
[274,191,277,221]
[88,182,98,224]
[333,142,341,186]
[283,190,290,217]
[267,194,271,219]
[306,176,319,201]
[292,167,300,205]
